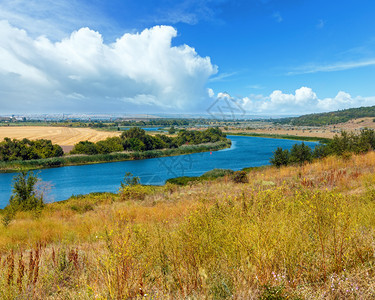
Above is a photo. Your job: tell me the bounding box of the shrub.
[166,176,200,186]
[120,185,154,201]
[120,172,140,187]
[201,169,234,179]
[232,170,248,183]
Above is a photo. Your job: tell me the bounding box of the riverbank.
[1,151,375,298]
[0,140,231,173]
[227,131,331,143]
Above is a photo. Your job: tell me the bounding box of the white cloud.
[209,87,375,116]
[0,22,217,113]
[288,59,375,75]
[0,0,114,40]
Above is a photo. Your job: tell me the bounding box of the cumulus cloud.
[209,87,375,116]
[0,21,217,113]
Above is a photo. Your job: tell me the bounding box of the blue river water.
[0,136,318,208]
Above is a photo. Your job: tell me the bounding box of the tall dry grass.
[1,152,375,298]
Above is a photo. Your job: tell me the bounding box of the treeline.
[271,128,375,167]
[71,127,227,155]
[0,138,63,161]
[86,119,191,128]
[275,105,375,126]
[0,141,231,172]
[115,119,190,126]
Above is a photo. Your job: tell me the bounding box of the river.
[0,136,318,208]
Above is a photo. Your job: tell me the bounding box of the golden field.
[0,126,120,147]
[1,151,375,299]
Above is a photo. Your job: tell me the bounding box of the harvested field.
[0,126,120,146]
[226,117,375,139]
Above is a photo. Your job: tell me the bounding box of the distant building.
[0,117,11,122]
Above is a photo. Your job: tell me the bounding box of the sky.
[0,0,375,116]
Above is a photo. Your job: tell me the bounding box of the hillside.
[1,151,375,298]
[276,105,375,126]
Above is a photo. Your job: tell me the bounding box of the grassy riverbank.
[227,132,331,143]
[1,151,375,298]
[0,140,231,172]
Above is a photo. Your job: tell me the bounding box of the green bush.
[232,171,248,183]
[201,169,234,179]
[2,171,45,226]
[0,137,63,161]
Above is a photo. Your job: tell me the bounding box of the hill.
[1,151,375,298]
[276,105,375,126]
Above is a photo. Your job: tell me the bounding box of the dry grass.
[1,152,375,298]
[228,117,375,139]
[0,126,120,146]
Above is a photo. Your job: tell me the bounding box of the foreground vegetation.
[271,128,375,167]
[0,149,375,298]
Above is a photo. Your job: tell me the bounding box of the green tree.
[71,141,99,155]
[120,172,140,188]
[7,171,44,211]
[289,142,312,165]
[270,147,290,167]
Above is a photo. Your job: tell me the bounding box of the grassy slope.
[1,152,375,298]
[277,105,375,126]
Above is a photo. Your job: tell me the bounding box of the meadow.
[0,150,375,299]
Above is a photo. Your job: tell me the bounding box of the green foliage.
[276,105,375,126]
[289,142,312,165]
[120,172,140,188]
[166,176,200,186]
[70,141,99,155]
[0,137,63,161]
[270,128,375,167]
[71,127,227,155]
[1,209,14,228]
[168,126,176,134]
[167,169,234,186]
[0,140,231,172]
[201,169,234,179]
[118,172,155,201]
[270,147,290,167]
[119,172,161,198]
[232,170,248,183]
[6,171,44,213]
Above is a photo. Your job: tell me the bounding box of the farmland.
[0,126,121,148]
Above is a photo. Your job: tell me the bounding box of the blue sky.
[0,0,374,116]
